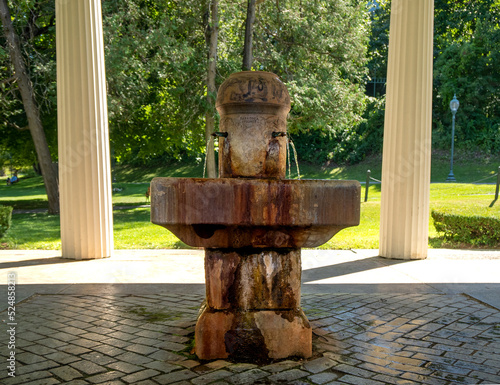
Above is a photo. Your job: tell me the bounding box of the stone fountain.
[151,71,360,362]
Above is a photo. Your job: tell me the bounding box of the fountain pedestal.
[196,248,310,360]
[151,71,360,361]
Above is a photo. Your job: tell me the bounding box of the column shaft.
[379,0,434,260]
[56,0,113,259]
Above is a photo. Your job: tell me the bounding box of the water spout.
[287,136,292,179]
[288,137,301,180]
[203,136,215,178]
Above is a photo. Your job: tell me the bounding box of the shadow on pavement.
[0,257,78,270]
[301,256,411,283]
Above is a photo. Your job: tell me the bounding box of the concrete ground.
[1,249,499,384]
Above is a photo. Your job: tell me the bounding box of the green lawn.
[1,209,192,250]
[321,182,499,250]
[1,153,499,250]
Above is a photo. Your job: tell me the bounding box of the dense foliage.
[101,0,370,165]
[433,0,500,154]
[103,0,208,165]
[366,0,500,158]
[1,0,499,169]
[0,205,12,238]
[0,0,57,171]
[432,210,500,247]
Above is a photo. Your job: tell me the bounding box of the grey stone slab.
[121,369,161,383]
[107,361,143,374]
[153,369,197,384]
[191,369,233,385]
[338,374,387,385]
[80,351,117,365]
[70,360,107,375]
[17,360,59,375]
[21,379,63,385]
[267,369,309,383]
[261,360,301,373]
[85,370,124,384]
[143,361,183,373]
[308,372,340,385]
[114,351,153,365]
[227,368,268,385]
[302,357,337,374]
[2,370,55,385]
[50,366,84,381]
[123,343,158,355]
[15,351,46,365]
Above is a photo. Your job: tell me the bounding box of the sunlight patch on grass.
[4,212,61,249]
[113,209,191,249]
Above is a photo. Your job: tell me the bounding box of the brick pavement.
[2,292,500,384]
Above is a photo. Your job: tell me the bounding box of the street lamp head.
[450,94,459,114]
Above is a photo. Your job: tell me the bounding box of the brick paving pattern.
[1,292,500,384]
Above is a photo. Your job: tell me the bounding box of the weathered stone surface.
[194,304,235,360]
[254,310,312,359]
[205,248,301,310]
[215,71,291,179]
[151,71,361,363]
[151,178,360,248]
[195,307,312,361]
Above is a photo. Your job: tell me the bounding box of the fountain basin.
[151,177,360,248]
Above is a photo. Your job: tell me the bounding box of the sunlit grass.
[2,212,61,249]
[112,208,191,249]
[112,183,151,206]
[0,175,51,210]
[320,183,499,250]
[114,162,205,183]
[319,201,381,249]
[2,208,191,250]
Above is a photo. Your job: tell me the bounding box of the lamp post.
[446,94,459,182]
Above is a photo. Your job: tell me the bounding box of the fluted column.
[56,0,113,259]
[379,0,434,260]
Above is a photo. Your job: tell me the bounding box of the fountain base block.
[205,248,301,310]
[195,306,312,361]
[195,248,311,361]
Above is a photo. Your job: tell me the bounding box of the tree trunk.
[0,0,59,214]
[205,0,219,178]
[242,0,256,71]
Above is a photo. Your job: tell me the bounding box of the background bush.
[0,205,13,239]
[431,210,500,247]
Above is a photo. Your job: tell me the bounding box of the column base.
[195,305,312,361]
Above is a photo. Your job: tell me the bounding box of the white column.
[379,0,434,260]
[56,0,114,259]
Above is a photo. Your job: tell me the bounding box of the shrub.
[431,210,500,247]
[0,205,13,239]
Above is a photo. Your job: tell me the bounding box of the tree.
[0,0,59,213]
[102,0,208,165]
[366,0,390,92]
[102,0,371,166]
[433,0,500,153]
[242,0,256,70]
[2,0,374,170]
[252,0,370,163]
[363,0,500,158]
[204,0,218,178]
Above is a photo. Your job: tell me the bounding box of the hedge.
[431,210,500,247]
[0,205,13,239]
